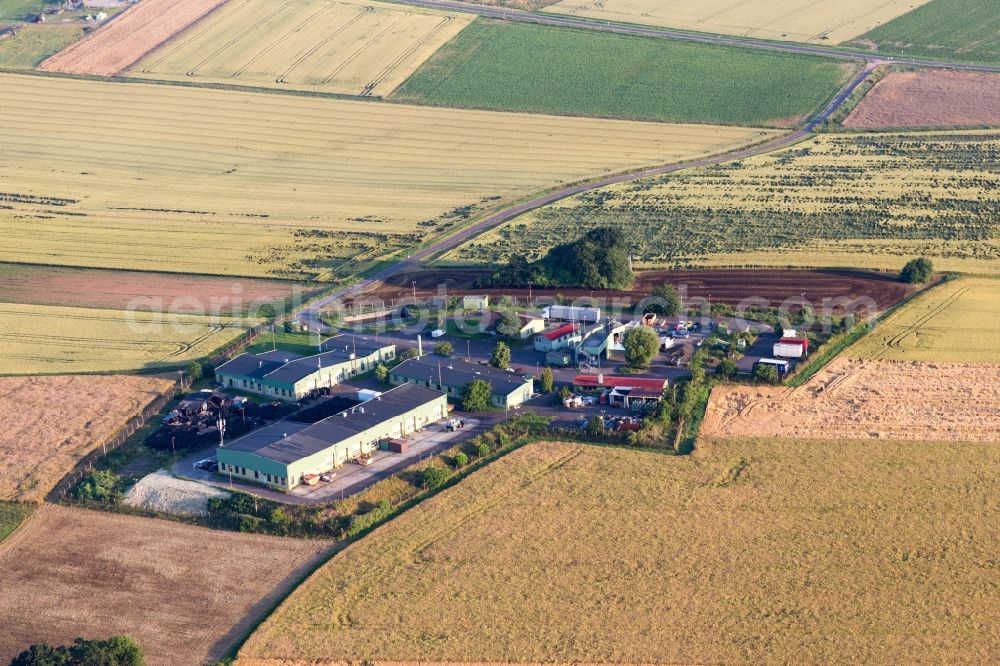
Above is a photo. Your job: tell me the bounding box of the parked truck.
[773,338,809,359]
[542,305,601,324]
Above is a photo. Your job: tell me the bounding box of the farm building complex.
[216,383,446,489]
[215,337,396,401]
[389,356,534,409]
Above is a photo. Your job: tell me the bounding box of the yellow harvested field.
[133,0,472,96]
[239,440,1000,664]
[850,277,1000,363]
[39,0,230,76]
[0,504,333,666]
[0,73,775,279]
[543,0,933,44]
[0,302,253,375]
[0,375,172,501]
[702,357,1000,443]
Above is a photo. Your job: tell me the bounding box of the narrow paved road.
[297,61,880,330]
[387,0,1000,73]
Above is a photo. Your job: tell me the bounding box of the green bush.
[74,470,122,503]
[753,363,780,384]
[476,441,491,458]
[435,341,454,356]
[453,452,469,468]
[421,466,450,490]
[347,499,393,537]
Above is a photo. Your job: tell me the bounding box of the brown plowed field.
[844,70,1000,128]
[0,263,314,313]
[0,504,333,666]
[0,375,172,502]
[361,267,913,311]
[39,0,229,75]
[701,357,1000,443]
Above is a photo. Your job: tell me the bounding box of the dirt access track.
[39,0,230,75]
[845,70,1000,129]
[358,267,914,311]
[701,357,1000,443]
[0,504,333,665]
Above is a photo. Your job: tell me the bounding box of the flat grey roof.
[219,383,444,465]
[216,336,394,386]
[392,356,531,395]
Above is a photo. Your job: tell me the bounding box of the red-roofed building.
[534,323,582,352]
[573,375,668,411]
[572,375,668,392]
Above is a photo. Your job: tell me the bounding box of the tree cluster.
[478,227,634,290]
[10,636,143,666]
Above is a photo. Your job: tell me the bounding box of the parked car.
[193,458,214,470]
[319,473,335,482]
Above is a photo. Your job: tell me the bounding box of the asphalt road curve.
[388,0,1000,73]
[297,61,881,330]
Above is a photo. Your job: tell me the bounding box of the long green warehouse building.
[216,383,446,490]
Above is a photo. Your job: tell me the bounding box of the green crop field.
[849,0,1000,64]
[240,439,1000,664]
[850,277,1000,363]
[0,22,85,68]
[0,73,775,280]
[448,130,1000,274]
[0,302,255,375]
[393,20,854,126]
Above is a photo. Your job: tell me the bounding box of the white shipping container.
[773,342,805,358]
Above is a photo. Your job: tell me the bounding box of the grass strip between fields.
[0,501,34,544]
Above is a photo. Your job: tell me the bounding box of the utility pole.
[412,280,417,304]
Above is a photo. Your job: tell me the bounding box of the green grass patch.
[245,330,326,357]
[0,22,83,67]
[0,500,34,543]
[393,19,852,127]
[852,0,1000,64]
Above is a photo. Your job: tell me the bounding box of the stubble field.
[849,277,1000,362]
[0,302,254,374]
[132,0,472,97]
[238,440,1000,664]
[449,131,1000,274]
[0,73,777,279]
[844,70,1000,128]
[541,0,933,44]
[39,0,231,75]
[0,374,172,501]
[0,504,333,666]
[701,357,1000,442]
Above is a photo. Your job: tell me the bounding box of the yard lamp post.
[412,281,417,304]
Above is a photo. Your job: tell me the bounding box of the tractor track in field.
[297,61,881,330]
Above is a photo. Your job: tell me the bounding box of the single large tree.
[490,341,511,370]
[540,366,554,393]
[900,257,934,283]
[461,379,493,412]
[496,311,522,339]
[623,326,660,369]
[646,284,682,316]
